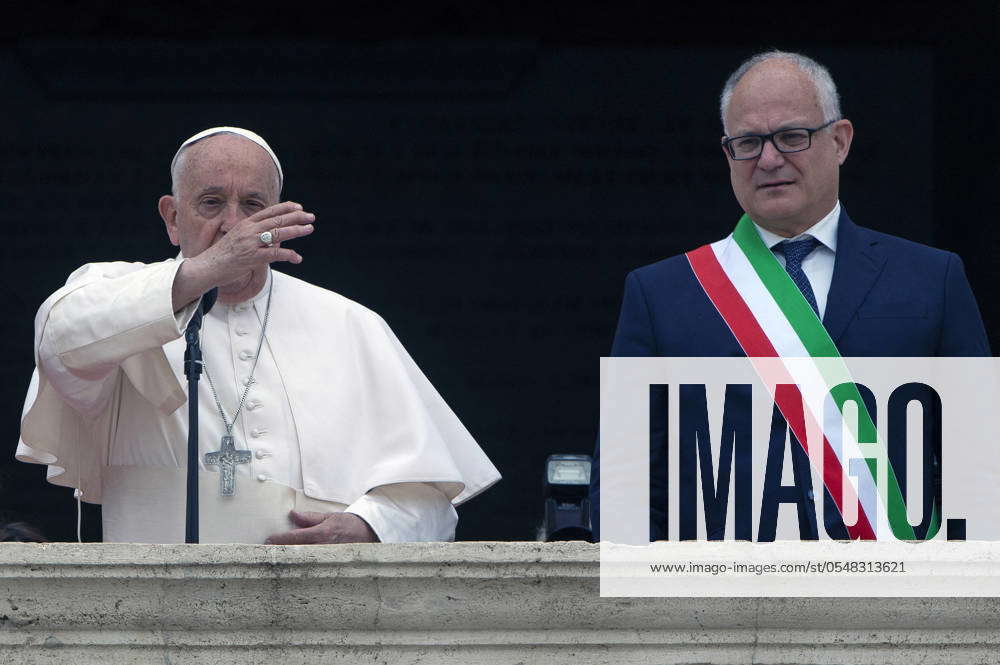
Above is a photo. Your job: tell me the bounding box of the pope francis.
[16,127,501,544]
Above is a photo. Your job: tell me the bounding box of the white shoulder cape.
[17,262,501,506]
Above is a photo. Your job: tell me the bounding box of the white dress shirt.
[753,201,840,319]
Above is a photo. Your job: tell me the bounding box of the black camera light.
[542,454,593,542]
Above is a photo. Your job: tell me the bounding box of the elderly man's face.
[723,60,853,235]
[160,134,280,258]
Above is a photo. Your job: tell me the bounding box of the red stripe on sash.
[686,245,875,540]
[687,245,778,357]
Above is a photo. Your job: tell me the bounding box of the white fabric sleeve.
[37,260,198,417]
[344,482,458,543]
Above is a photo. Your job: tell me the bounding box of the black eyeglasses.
[722,119,838,160]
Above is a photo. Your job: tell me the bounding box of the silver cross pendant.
[204,435,252,496]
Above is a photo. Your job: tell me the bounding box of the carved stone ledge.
[0,542,998,664]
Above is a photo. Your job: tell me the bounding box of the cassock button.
[239,350,253,361]
[257,474,268,482]
[234,303,248,312]
[251,429,264,438]
[235,328,248,336]
[255,450,269,460]
[806,490,815,500]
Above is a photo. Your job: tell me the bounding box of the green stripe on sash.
[733,214,924,541]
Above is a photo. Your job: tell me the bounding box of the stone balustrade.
[1,541,998,664]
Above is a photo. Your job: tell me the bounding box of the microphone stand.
[183,289,217,544]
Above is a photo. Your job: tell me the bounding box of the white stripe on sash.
[711,235,878,533]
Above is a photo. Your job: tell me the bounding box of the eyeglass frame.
[721,119,839,160]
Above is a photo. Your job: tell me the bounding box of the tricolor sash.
[686,214,926,541]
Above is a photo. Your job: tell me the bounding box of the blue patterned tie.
[777,237,821,316]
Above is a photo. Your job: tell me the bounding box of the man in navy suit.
[590,50,990,541]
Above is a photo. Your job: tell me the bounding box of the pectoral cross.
[204,435,252,496]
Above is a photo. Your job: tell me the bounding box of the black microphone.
[185,288,219,344]
[201,287,218,316]
[183,286,217,543]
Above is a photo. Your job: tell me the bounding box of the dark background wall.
[1,1,997,541]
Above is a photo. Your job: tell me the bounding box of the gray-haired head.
[719,51,841,134]
[170,127,283,198]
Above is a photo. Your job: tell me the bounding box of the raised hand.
[193,201,314,278]
[171,201,315,309]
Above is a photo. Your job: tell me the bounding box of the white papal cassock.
[16,259,501,543]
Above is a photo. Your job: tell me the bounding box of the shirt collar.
[753,200,841,253]
[248,268,273,305]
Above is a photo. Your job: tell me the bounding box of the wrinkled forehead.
[174,134,282,199]
[726,61,822,130]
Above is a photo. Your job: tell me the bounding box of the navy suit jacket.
[590,209,991,540]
